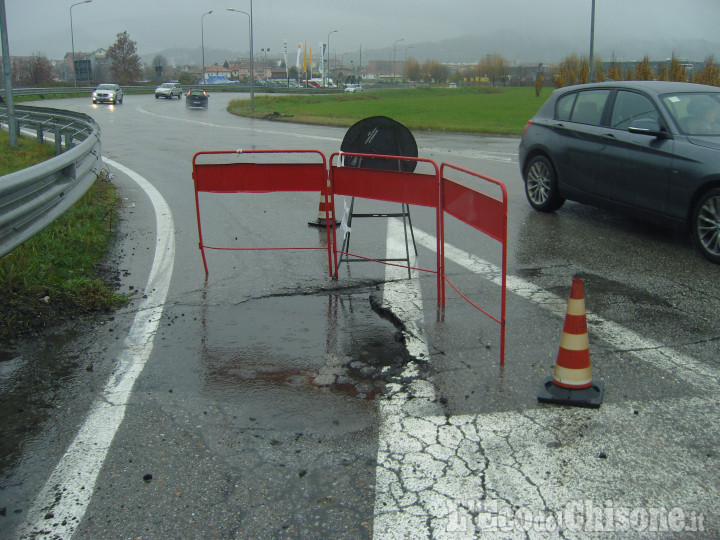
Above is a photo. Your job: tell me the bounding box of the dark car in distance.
[519,80,720,264]
[186,88,208,109]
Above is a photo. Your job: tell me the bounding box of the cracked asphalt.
[1,94,719,539]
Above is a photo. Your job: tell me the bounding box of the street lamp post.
[227,2,254,112]
[201,10,212,85]
[589,0,596,83]
[70,0,92,88]
[393,38,403,86]
[325,29,337,87]
[1,0,17,147]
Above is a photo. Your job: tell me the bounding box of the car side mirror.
[628,118,669,139]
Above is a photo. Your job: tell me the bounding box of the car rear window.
[569,90,610,125]
[556,93,576,121]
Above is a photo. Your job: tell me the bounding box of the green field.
[227,86,549,135]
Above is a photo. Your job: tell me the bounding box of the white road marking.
[374,218,718,538]
[17,159,175,538]
[135,105,342,142]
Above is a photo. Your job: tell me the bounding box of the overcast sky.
[5,0,720,63]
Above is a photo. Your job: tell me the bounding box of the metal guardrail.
[0,104,102,258]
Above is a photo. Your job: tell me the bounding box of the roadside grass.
[0,129,56,176]
[227,86,548,134]
[0,130,127,340]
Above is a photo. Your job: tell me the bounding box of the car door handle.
[603,133,617,139]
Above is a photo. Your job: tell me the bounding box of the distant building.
[62,49,108,83]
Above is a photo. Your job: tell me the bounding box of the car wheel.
[155,94,159,99]
[691,188,720,264]
[523,155,565,212]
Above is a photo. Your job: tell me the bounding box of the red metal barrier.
[329,152,443,301]
[192,149,332,275]
[192,149,507,364]
[440,163,508,365]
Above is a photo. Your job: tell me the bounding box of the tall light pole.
[1,0,17,147]
[227,3,253,112]
[70,0,92,88]
[325,29,337,87]
[589,0,596,83]
[201,10,212,84]
[393,38,403,86]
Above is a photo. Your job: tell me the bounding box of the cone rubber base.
[537,376,604,408]
[308,219,340,228]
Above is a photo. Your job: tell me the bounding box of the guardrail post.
[54,127,62,154]
[36,125,44,144]
[64,131,73,150]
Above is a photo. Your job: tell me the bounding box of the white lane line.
[134,105,342,143]
[373,218,441,537]
[17,159,175,539]
[409,223,718,391]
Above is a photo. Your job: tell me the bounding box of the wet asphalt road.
[1,92,719,539]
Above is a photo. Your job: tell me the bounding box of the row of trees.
[402,52,720,91]
[404,58,451,84]
[553,54,720,88]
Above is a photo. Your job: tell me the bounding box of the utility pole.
[0,0,17,148]
[589,0,595,83]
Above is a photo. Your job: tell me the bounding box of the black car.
[186,88,208,109]
[519,80,720,264]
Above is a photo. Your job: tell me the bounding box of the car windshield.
[97,84,115,90]
[662,92,720,135]
[159,83,173,87]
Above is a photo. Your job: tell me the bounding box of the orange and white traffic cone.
[308,192,339,228]
[537,277,604,408]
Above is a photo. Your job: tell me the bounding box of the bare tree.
[404,57,421,82]
[668,53,687,82]
[634,56,655,81]
[12,53,54,87]
[421,59,449,84]
[106,31,142,85]
[690,56,719,86]
[607,62,622,81]
[477,54,507,86]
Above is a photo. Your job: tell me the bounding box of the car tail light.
[203,91,207,97]
[521,121,533,137]
[187,91,191,97]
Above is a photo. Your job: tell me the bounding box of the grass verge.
[1,131,127,341]
[227,86,548,135]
